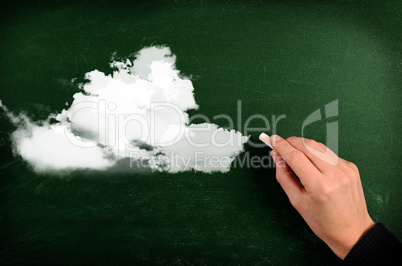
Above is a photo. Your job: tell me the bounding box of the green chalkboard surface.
[0,0,401,264]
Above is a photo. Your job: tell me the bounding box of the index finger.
[270,135,322,190]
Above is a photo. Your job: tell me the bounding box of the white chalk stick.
[259,133,273,149]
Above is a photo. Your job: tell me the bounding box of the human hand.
[259,134,375,259]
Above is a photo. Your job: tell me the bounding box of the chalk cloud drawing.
[0,46,249,173]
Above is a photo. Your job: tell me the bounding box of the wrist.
[329,219,376,259]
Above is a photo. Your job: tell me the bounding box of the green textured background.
[0,0,401,264]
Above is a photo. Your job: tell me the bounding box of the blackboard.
[0,0,401,264]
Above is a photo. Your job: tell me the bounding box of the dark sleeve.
[343,223,401,265]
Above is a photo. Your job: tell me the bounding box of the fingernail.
[259,133,273,149]
[270,135,283,147]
